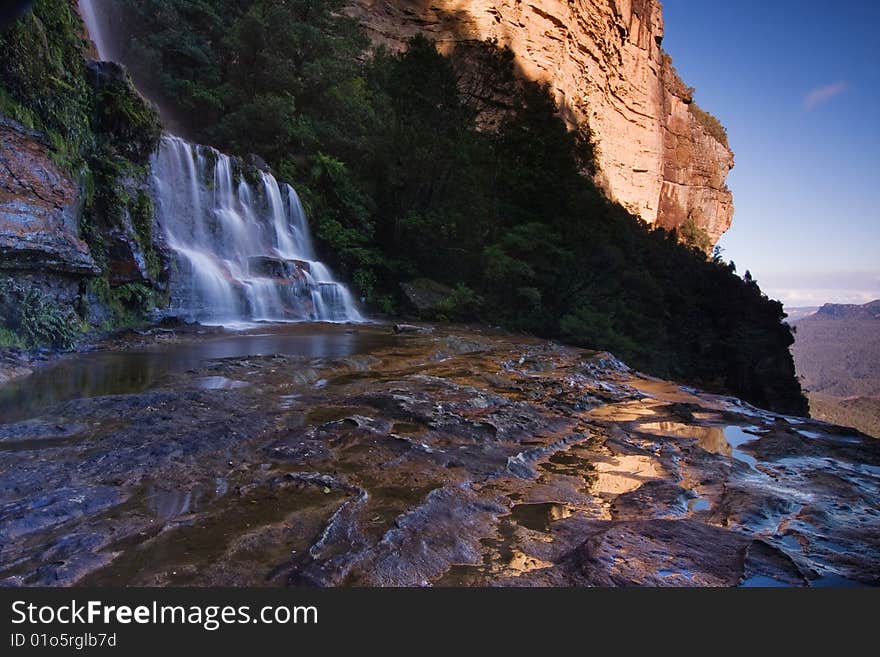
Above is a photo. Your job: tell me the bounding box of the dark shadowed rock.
[393,323,432,334]
[245,153,271,173]
[247,256,309,280]
[574,519,751,586]
[400,278,452,312]
[104,224,151,285]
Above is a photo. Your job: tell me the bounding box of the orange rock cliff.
[346,0,735,244]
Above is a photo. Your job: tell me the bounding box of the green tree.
[101,5,806,414]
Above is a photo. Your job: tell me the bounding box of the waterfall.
[78,0,363,325]
[77,0,110,60]
[152,136,363,324]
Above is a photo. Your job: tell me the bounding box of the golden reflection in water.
[628,379,707,404]
[507,550,554,574]
[636,422,732,457]
[592,454,662,495]
[588,399,667,422]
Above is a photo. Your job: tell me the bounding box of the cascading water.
[77,0,111,60]
[152,136,362,323]
[77,0,363,325]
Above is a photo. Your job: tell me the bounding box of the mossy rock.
[400,279,454,313]
[87,61,161,164]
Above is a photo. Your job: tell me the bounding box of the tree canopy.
[103,0,806,413]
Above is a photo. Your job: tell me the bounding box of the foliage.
[1,1,804,413]
[86,278,156,331]
[0,0,162,337]
[690,102,729,148]
[434,285,483,322]
[116,0,369,163]
[0,0,94,168]
[679,218,713,253]
[0,277,81,350]
[130,191,161,280]
[88,64,162,164]
[0,327,25,350]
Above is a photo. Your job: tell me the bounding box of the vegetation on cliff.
[0,277,81,350]
[0,0,93,171]
[0,0,162,342]
[690,102,729,148]
[0,0,805,414]
[107,0,804,413]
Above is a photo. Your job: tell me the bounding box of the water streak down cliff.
[152,137,363,324]
[77,0,362,325]
[347,0,735,244]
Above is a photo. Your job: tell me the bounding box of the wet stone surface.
[0,323,878,586]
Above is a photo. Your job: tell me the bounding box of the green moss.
[242,165,262,188]
[89,66,161,164]
[129,191,161,280]
[84,154,128,254]
[46,128,87,173]
[130,192,153,249]
[0,87,37,128]
[0,0,94,172]
[87,277,156,330]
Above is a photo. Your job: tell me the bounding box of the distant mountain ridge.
[785,306,819,322]
[810,300,880,321]
[792,299,880,438]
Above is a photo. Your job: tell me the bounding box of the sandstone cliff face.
[346,0,734,243]
[0,117,98,301]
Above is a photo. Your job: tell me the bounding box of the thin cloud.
[760,269,880,308]
[804,81,849,111]
[770,288,878,308]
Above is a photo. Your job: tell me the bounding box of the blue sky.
[662,0,880,308]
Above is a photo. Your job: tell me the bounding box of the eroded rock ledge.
[346,0,735,243]
[0,118,99,300]
[0,324,876,587]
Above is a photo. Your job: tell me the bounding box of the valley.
[791,301,880,438]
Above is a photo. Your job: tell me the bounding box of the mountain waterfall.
[152,137,362,323]
[77,0,363,324]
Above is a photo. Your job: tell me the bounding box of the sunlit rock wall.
[347,0,735,243]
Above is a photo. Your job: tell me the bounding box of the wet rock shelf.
[0,323,876,586]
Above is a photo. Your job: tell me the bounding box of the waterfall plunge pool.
[0,322,394,425]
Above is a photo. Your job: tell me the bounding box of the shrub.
[689,102,729,148]
[435,284,483,321]
[86,278,156,330]
[0,277,81,350]
[679,218,713,253]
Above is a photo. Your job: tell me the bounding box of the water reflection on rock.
[592,455,662,496]
[0,323,877,587]
[195,377,250,391]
